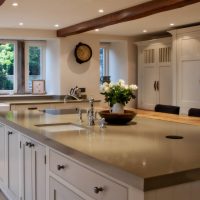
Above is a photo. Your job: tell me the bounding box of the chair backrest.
[188,108,200,117]
[155,104,180,115]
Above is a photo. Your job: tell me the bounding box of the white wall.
[59,34,101,99]
[0,28,138,107]
[46,39,61,94]
[59,33,137,107]
[109,41,128,83]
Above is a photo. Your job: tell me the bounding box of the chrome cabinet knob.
[94,186,104,194]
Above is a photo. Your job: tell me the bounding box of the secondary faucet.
[87,98,95,126]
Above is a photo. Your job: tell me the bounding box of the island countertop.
[0,108,200,191]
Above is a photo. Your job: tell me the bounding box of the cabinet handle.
[57,165,65,170]
[154,81,157,91]
[26,142,31,146]
[8,131,13,135]
[94,187,104,194]
[28,107,38,110]
[29,143,35,148]
[156,81,159,91]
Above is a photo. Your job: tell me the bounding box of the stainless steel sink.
[35,123,85,132]
[41,108,86,115]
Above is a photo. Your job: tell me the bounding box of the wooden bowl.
[98,110,136,124]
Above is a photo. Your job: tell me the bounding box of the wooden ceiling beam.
[0,0,6,6]
[57,0,200,37]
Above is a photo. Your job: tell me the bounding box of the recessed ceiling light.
[12,2,18,6]
[54,24,59,27]
[170,23,175,26]
[143,29,147,33]
[19,22,23,26]
[95,29,99,32]
[98,9,104,13]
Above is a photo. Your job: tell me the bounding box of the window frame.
[0,40,17,94]
[25,41,46,93]
[100,43,110,77]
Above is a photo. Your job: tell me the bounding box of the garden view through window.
[0,43,14,91]
[0,41,44,93]
[28,46,42,91]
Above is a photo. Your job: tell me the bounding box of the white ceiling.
[0,0,199,36]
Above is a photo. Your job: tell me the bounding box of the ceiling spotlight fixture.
[98,9,104,13]
[19,22,23,26]
[143,29,147,33]
[95,29,99,32]
[12,2,18,6]
[170,23,175,26]
[54,24,59,27]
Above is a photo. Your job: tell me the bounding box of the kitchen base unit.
[0,109,200,200]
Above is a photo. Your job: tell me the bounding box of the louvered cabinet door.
[137,38,172,110]
[158,46,173,105]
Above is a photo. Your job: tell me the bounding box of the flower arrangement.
[100,79,138,107]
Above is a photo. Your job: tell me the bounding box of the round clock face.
[74,42,92,64]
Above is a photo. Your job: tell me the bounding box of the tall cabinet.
[136,38,173,110]
[170,26,200,114]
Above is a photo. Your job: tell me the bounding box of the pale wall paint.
[59,33,137,107]
[109,41,129,83]
[46,39,61,94]
[0,29,137,107]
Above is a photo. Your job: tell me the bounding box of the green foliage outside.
[0,44,41,91]
[29,47,40,75]
[0,44,14,90]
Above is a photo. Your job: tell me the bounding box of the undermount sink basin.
[35,123,85,132]
[41,108,86,115]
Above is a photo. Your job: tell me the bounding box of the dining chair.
[188,108,200,117]
[155,104,180,115]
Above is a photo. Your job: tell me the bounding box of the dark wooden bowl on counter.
[98,110,136,125]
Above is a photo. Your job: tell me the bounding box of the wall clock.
[74,42,92,64]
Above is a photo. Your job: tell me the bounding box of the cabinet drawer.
[50,177,84,200]
[49,150,128,200]
[11,103,54,111]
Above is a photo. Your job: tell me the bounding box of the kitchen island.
[0,108,199,200]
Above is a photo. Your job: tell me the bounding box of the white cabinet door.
[140,63,157,109]
[177,34,200,114]
[0,123,6,184]
[137,38,172,110]
[49,177,84,200]
[22,136,46,200]
[7,128,20,199]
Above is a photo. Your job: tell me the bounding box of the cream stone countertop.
[3,99,99,105]
[0,108,200,191]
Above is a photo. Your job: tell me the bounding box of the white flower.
[118,79,125,86]
[104,86,110,93]
[129,84,138,91]
[125,84,129,89]
[103,82,109,87]
[109,82,113,88]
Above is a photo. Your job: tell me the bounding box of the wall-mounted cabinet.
[136,38,172,110]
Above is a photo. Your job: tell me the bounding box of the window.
[0,40,46,94]
[100,43,109,84]
[0,42,16,93]
[25,42,46,92]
